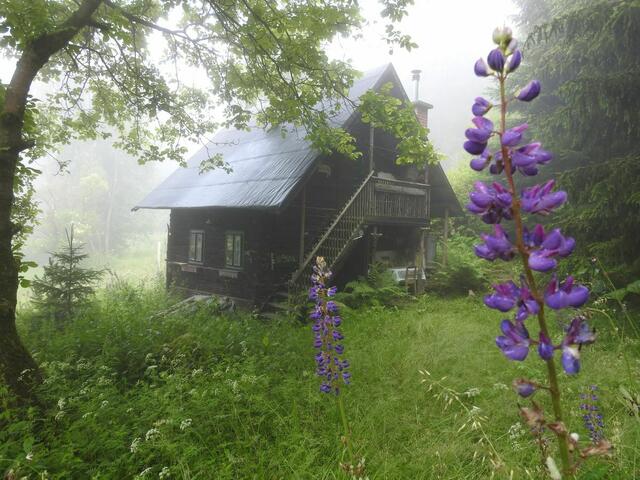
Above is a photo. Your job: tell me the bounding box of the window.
[188,230,204,263]
[225,231,243,268]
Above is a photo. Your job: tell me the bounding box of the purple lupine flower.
[464,117,494,154]
[474,58,491,77]
[506,49,522,72]
[579,385,605,443]
[472,97,492,116]
[487,48,505,72]
[466,181,513,224]
[501,123,528,147]
[484,279,539,321]
[521,180,567,215]
[538,332,555,360]
[528,227,576,272]
[496,319,530,361]
[513,378,537,397]
[310,257,350,394]
[545,275,590,310]
[511,142,552,176]
[474,224,515,261]
[564,316,596,346]
[516,80,541,101]
[559,317,595,375]
[470,148,492,172]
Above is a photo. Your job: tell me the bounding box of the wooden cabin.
[135,64,462,311]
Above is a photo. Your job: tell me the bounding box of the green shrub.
[336,262,408,309]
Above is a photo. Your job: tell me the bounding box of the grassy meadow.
[2,280,639,479]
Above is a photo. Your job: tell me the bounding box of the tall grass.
[2,282,639,478]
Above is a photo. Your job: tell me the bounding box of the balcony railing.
[369,176,429,221]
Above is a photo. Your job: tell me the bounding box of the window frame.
[188,229,205,264]
[224,230,244,269]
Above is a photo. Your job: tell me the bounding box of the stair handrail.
[290,170,375,286]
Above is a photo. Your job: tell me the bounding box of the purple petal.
[487,48,505,72]
[506,49,522,72]
[567,285,589,308]
[561,347,580,374]
[474,58,491,77]
[464,140,486,155]
[529,252,557,272]
[516,80,541,102]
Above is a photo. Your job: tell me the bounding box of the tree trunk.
[0,0,103,404]
[0,140,42,403]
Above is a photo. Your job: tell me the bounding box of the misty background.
[3,0,518,281]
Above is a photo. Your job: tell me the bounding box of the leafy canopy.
[1,0,418,168]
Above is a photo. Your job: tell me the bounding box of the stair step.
[273,291,289,300]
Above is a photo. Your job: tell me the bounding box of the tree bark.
[0,0,103,404]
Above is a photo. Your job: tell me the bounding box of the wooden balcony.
[367,176,429,225]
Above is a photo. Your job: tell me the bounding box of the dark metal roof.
[135,63,462,216]
[134,65,389,211]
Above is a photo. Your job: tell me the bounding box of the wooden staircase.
[290,170,376,290]
[260,172,375,318]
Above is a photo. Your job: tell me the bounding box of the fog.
[2,0,518,272]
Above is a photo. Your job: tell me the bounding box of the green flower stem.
[337,395,355,464]
[498,75,572,475]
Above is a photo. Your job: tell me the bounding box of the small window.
[188,230,204,263]
[225,231,243,268]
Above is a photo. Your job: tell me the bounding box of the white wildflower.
[180,419,192,431]
[464,387,481,397]
[136,467,153,478]
[159,466,171,479]
[145,428,160,442]
[130,437,142,453]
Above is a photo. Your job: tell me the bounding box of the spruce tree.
[31,226,103,326]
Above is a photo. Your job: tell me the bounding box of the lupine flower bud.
[464,117,494,155]
[492,26,513,46]
[516,80,541,101]
[496,319,530,361]
[538,332,555,360]
[470,149,491,171]
[472,97,492,116]
[506,49,522,72]
[474,58,491,77]
[513,378,538,397]
[487,48,505,72]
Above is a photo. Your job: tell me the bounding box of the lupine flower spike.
[310,257,350,394]
[464,26,608,474]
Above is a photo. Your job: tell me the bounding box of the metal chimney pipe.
[411,69,422,102]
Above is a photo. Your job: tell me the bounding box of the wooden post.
[443,206,450,267]
[298,187,306,266]
[369,124,375,173]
